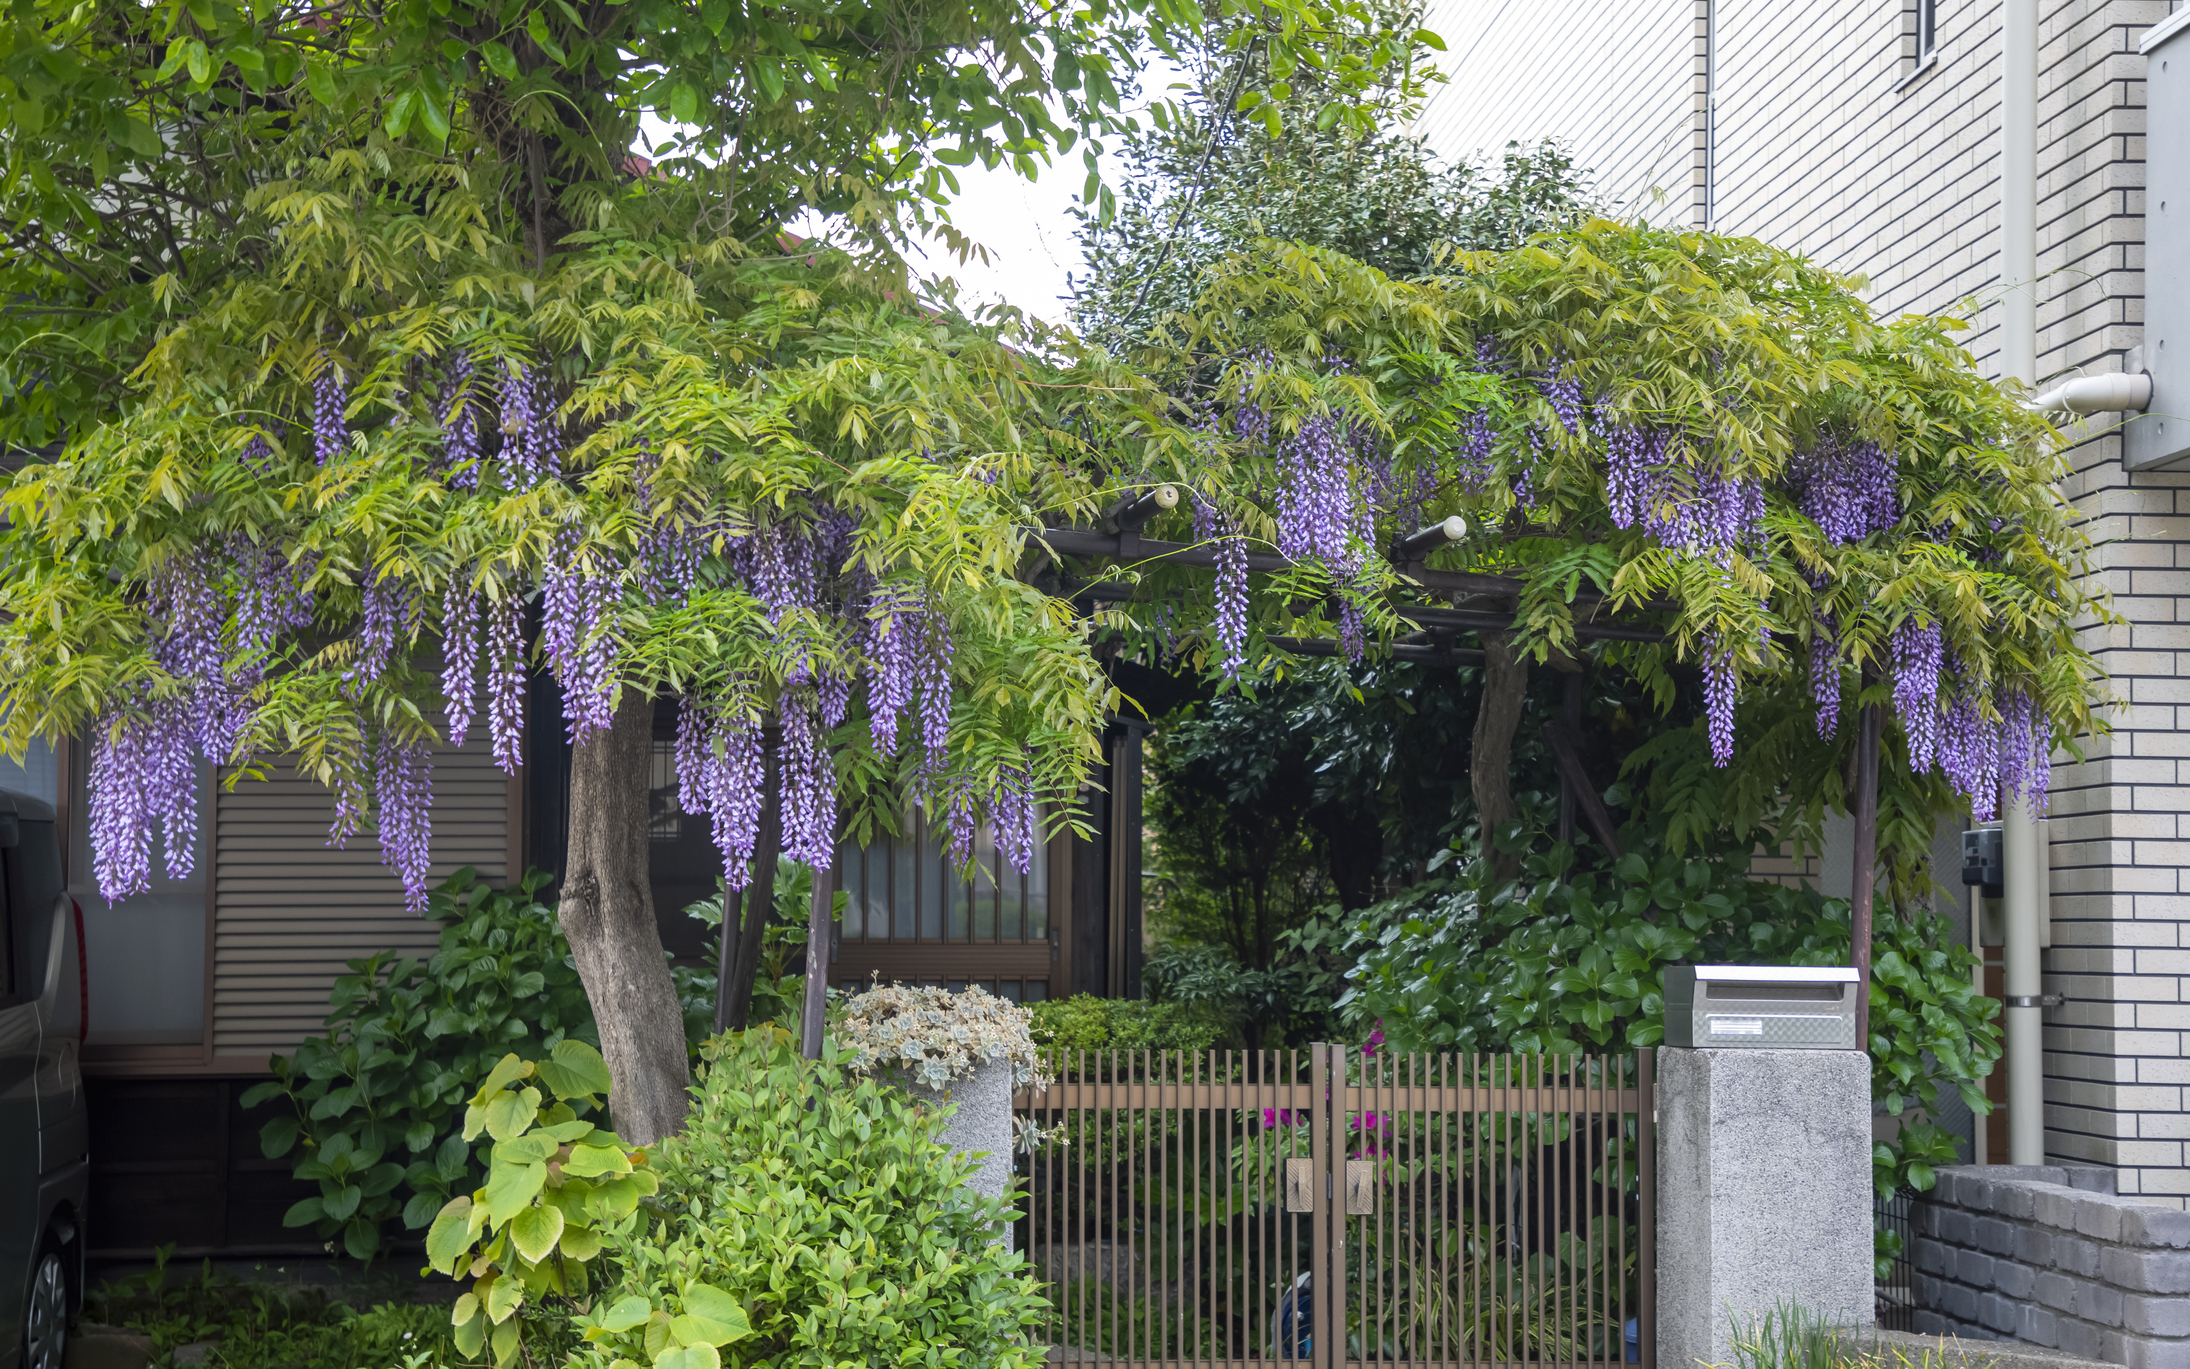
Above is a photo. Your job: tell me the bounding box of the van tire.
[20,1240,67,1369]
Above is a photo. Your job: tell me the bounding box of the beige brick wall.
[1414,0,2190,1200]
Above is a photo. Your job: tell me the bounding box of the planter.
[904,1054,1015,1215]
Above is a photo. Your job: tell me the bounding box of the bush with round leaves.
[241,868,597,1259]
[425,1040,656,1367]
[570,1026,1048,1369]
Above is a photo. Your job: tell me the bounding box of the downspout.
[2001,0,2046,1167]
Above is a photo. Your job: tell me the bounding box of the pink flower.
[1262,1107,1296,1129]
[1361,1026,1385,1057]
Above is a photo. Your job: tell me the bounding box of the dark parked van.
[0,791,87,1369]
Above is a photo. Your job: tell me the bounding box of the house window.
[1909,0,1944,65]
[834,809,1053,1002]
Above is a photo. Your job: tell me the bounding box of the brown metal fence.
[1016,1046,1655,1369]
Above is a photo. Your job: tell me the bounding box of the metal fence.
[1015,1045,1655,1369]
[1874,1186,1915,1332]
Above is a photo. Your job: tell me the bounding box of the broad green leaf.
[655,1345,721,1369]
[452,1292,480,1327]
[598,1295,651,1332]
[427,1197,475,1270]
[281,1196,324,1228]
[481,41,519,78]
[485,1271,525,1324]
[482,1086,540,1142]
[679,1285,752,1342]
[483,1160,547,1223]
[558,1223,603,1260]
[509,1202,565,1264]
[564,1143,631,1177]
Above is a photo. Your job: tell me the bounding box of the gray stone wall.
[1912,1164,2190,1367]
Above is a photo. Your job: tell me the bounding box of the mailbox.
[1663,965,1860,1049]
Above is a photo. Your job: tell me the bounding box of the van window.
[9,820,62,1000]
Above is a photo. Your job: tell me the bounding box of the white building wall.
[1414,0,2190,1201]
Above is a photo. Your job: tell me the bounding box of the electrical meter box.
[1962,828,2004,898]
[1664,965,1860,1049]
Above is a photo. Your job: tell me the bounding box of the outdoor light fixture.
[1107,483,1179,533]
[1392,514,1468,562]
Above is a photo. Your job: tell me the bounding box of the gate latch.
[1284,1158,1314,1212]
[1345,1160,1375,1215]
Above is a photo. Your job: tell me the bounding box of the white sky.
[905,156,1092,326]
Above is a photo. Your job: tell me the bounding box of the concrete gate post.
[1657,1047,1876,1369]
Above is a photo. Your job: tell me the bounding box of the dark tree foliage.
[1068,5,1591,348]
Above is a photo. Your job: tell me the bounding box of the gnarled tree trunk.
[1471,630,1530,885]
[560,689,691,1144]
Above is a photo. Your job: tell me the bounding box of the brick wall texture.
[1412,0,2190,1201]
[1913,1165,2190,1366]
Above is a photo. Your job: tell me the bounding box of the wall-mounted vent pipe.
[2029,372,2154,414]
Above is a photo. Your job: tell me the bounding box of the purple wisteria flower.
[1810,617,1842,739]
[441,577,480,743]
[372,729,435,910]
[1192,495,1250,679]
[87,695,199,902]
[485,590,526,774]
[312,359,349,466]
[778,691,836,867]
[1998,688,2051,813]
[1537,352,1583,437]
[438,349,485,489]
[991,764,1039,875]
[1785,436,1897,544]
[675,693,767,889]
[541,529,621,743]
[1704,632,1738,766]
[499,358,563,486]
[1940,671,2003,824]
[1892,617,1944,773]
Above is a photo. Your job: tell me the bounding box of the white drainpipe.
[2001,0,2046,1167]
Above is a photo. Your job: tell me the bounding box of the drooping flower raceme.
[674,694,766,890]
[498,358,563,486]
[438,349,484,489]
[1810,617,1842,739]
[485,591,526,775]
[441,578,480,744]
[1192,495,1249,679]
[1785,436,1898,544]
[312,360,348,466]
[541,529,622,743]
[777,691,836,867]
[1892,617,1944,773]
[372,729,435,910]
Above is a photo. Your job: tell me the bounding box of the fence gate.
[1017,1046,1655,1369]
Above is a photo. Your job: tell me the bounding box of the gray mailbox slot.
[1664,965,1860,1049]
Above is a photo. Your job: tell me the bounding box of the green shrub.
[241,868,597,1259]
[1030,994,1228,1055]
[570,1027,1049,1369]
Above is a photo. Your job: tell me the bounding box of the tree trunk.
[560,689,690,1145]
[1471,630,1530,885]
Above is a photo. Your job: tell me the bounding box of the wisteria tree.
[1078,224,2110,900]
[0,0,1425,1144]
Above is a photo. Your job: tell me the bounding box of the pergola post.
[1849,701,1882,1047]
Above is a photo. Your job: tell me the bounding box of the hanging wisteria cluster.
[437,349,483,488]
[861,581,953,766]
[541,528,624,742]
[312,359,348,466]
[674,693,766,890]
[1192,495,1249,678]
[1784,435,1898,544]
[499,359,564,486]
[1604,418,1765,555]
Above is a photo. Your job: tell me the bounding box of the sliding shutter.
[209,723,513,1057]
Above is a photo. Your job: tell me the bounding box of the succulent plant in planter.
[835,984,1049,1214]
